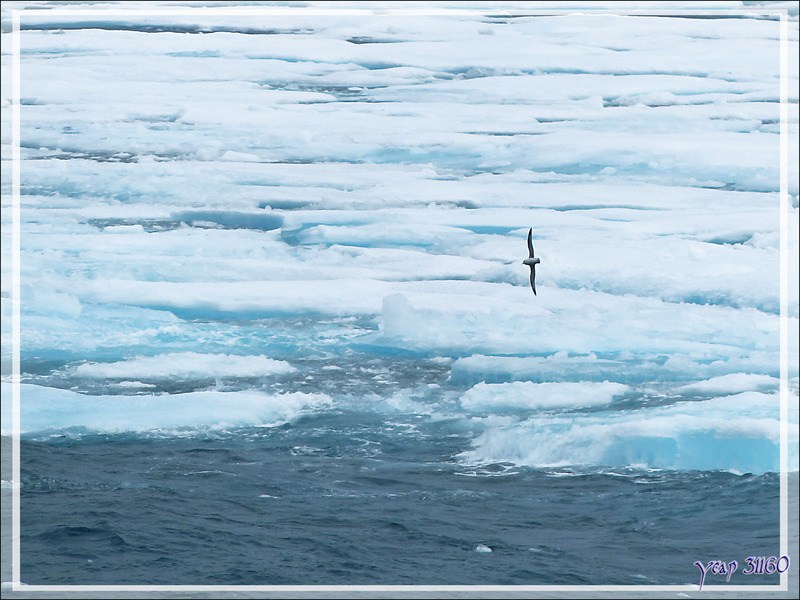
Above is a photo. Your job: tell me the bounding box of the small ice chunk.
[677,373,779,395]
[219,150,261,162]
[461,381,627,412]
[74,352,296,379]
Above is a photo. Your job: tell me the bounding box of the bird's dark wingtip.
[526,228,534,258]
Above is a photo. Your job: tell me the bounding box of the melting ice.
[1,1,798,477]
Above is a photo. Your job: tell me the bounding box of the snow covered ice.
[1,0,798,473]
[0,0,799,587]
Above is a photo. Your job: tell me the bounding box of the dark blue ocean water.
[20,418,780,586]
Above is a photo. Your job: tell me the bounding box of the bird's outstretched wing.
[529,265,537,296]
[527,228,534,258]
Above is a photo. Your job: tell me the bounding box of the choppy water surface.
[20,425,780,585]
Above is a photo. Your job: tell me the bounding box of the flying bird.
[522,228,540,295]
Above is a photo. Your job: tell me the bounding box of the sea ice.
[460,381,628,412]
[1,382,331,435]
[1,1,797,474]
[73,352,296,379]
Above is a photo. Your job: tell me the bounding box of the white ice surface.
[458,390,799,474]
[676,372,781,395]
[0,382,331,435]
[73,352,296,379]
[460,381,628,412]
